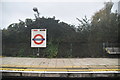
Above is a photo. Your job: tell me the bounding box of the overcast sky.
[0,0,119,29]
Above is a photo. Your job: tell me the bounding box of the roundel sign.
[31,29,46,47]
[33,34,45,45]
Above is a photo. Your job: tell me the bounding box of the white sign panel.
[31,29,46,47]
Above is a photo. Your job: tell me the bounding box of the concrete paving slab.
[1,57,120,69]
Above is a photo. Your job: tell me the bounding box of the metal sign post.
[37,48,40,56]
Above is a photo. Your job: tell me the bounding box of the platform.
[0,57,120,77]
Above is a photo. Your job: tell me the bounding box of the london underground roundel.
[32,34,45,45]
[31,29,46,47]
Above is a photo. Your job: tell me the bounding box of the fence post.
[70,43,72,56]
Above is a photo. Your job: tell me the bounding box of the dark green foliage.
[44,39,58,58]
[89,2,118,43]
[2,17,77,58]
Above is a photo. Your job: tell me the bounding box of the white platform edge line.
[0,70,119,73]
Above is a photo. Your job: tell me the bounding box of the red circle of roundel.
[33,34,44,45]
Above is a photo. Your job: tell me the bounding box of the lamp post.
[33,7,40,19]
